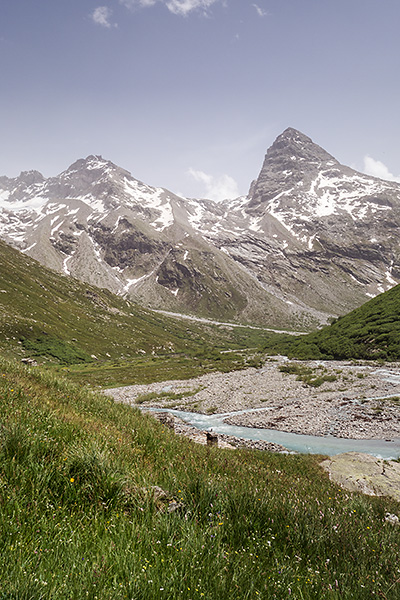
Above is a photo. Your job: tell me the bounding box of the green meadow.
[0,357,399,600]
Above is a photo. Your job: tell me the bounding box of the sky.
[1,0,400,200]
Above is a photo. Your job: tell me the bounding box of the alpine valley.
[2,127,400,330]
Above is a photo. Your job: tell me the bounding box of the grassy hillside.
[0,239,283,386]
[0,356,399,599]
[268,284,400,361]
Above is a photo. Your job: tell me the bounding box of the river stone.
[320,452,400,501]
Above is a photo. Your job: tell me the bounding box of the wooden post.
[206,432,218,447]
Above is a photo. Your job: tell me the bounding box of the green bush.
[20,334,92,364]
[279,363,338,387]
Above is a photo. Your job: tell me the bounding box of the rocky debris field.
[105,357,400,441]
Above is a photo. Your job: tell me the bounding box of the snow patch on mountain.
[186,200,206,228]
[0,190,10,202]
[90,235,103,260]
[386,270,397,286]
[63,255,73,276]
[50,217,63,236]
[307,170,395,221]
[124,269,155,292]
[21,242,36,254]
[248,217,262,232]
[0,195,48,213]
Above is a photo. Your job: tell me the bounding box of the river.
[144,406,400,459]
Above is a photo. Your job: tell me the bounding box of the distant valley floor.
[106,358,400,441]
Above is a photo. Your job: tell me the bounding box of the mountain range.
[1,127,400,329]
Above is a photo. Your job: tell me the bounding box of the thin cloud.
[252,3,268,17]
[188,168,239,201]
[363,156,400,183]
[91,6,116,28]
[120,0,221,16]
[120,0,157,9]
[166,0,220,16]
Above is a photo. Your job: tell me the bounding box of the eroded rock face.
[320,452,400,501]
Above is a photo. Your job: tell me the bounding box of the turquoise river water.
[145,407,400,459]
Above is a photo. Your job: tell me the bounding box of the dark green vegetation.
[279,363,338,388]
[1,356,400,599]
[57,349,271,388]
[20,334,92,365]
[269,283,400,361]
[0,239,283,386]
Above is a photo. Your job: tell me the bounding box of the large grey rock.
[321,452,400,501]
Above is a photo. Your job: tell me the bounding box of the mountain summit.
[265,127,335,164]
[249,127,338,206]
[1,129,400,328]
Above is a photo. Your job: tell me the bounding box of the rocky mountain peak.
[273,126,312,145]
[247,128,339,209]
[264,127,337,169]
[1,128,400,330]
[18,170,45,185]
[68,154,134,182]
[65,155,113,174]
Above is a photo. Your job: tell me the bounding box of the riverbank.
[151,410,288,452]
[105,357,400,441]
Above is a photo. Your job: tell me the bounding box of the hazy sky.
[1,0,399,199]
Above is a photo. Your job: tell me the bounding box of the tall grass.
[0,357,399,599]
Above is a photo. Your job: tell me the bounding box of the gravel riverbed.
[105,357,400,443]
